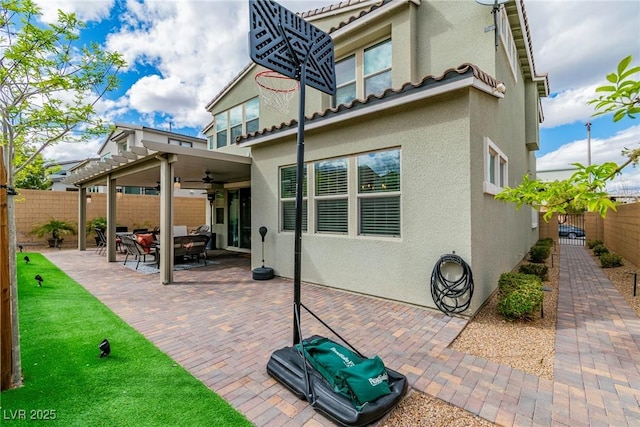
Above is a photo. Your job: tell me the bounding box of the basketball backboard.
[249,0,336,95]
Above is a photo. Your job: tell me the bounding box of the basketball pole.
[292,49,308,346]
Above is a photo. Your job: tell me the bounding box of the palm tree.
[31,219,76,247]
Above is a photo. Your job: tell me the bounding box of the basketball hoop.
[255,70,299,114]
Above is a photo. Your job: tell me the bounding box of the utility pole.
[585,122,592,184]
[585,122,592,167]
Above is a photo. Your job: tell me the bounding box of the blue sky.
[36,0,640,193]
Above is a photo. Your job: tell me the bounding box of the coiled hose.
[430,253,474,315]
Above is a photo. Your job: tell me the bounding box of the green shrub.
[592,244,609,256]
[497,273,543,320]
[518,263,549,281]
[529,244,551,263]
[537,238,554,248]
[600,252,623,268]
[587,239,604,249]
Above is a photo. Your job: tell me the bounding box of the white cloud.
[526,0,640,93]
[103,1,248,130]
[36,0,114,23]
[103,0,332,130]
[43,137,103,163]
[540,84,601,128]
[526,1,640,130]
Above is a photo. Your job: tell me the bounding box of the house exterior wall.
[468,54,539,307]
[251,90,496,311]
[415,1,496,79]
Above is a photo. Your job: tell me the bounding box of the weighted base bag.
[267,336,408,427]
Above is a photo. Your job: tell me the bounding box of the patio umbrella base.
[266,337,407,427]
[252,266,274,280]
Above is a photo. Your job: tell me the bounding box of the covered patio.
[63,141,251,284]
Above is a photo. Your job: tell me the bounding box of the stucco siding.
[251,90,476,309]
[467,61,539,307]
[416,2,497,80]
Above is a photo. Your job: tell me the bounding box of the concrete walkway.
[43,245,639,426]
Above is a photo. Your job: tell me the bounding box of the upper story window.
[333,39,392,107]
[214,97,260,149]
[168,139,193,147]
[118,142,128,153]
[483,137,508,195]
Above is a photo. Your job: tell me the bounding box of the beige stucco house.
[64,0,548,312]
[201,0,548,315]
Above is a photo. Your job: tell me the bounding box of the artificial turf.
[1,253,252,426]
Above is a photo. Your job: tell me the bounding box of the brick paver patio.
[43,244,640,426]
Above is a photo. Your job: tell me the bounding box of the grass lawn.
[1,253,252,426]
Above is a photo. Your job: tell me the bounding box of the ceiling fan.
[184,171,223,185]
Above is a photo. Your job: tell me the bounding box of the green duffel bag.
[298,337,362,389]
[336,355,391,406]
[298,337,391,407]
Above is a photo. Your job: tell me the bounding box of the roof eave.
[239,72,502,148]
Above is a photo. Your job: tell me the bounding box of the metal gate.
[558,213,586,246]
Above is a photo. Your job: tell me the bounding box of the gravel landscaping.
[382,243,639,426]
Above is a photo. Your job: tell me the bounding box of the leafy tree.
[0,0,125,389]
[13,147,52,189]
[496,55,640,219]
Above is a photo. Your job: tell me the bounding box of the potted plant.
[31,218,77,248]
[87,217,107,245]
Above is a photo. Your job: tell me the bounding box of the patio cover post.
[159,155,176,285]
[78,187,87,251]
[106,176,117,261]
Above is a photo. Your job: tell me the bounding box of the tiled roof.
[303,0,392,34]
[300,0,376,19]
[237,63,501,144]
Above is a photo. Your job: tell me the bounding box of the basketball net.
[255,70,299,114]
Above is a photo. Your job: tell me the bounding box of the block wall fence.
[11,189,639,266]
[539,203,640,269]
[14,189,206,248]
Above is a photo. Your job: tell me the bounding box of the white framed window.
[333,38,392,107]
[213,97,260,149]
[357,150,401,236]
[315,158,348,234]
[278,149,401,238]
[280,165,307,232]
[483,137,508,195]
[246,97,260,134]
[215,112,227,149]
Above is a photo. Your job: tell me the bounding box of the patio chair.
[190,224,209,235]
[95,228,107,256]
[178,234,209,265]
[122,235,156,270]
[184,234,209,265]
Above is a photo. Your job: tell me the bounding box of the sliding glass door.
[227,188,251,250]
